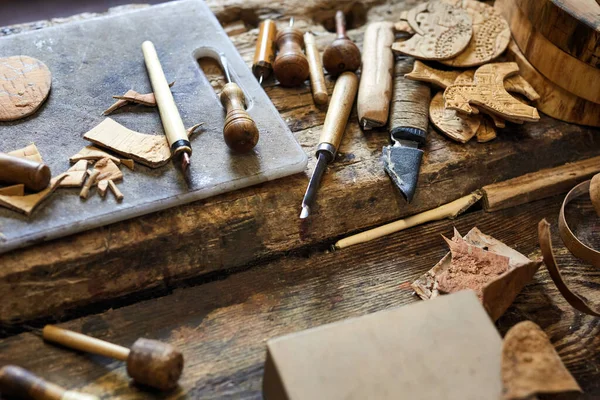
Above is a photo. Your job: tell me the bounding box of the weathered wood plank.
[0,1,599,325]
[1,195,599,398]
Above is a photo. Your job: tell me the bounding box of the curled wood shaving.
[0,174,67,215]
[502,321,581,399]
[103,81,175,115]
[70,145,134,169]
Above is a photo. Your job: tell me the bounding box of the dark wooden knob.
[323,10,361,76]
[126,338,184,391]
[273,27,310,87]
[0,152,51,192]
[220,82,259,152]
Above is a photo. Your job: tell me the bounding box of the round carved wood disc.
[440,0,511,67]
[0,56,51,122]
[392,2,473,61]
[430,91,481,143]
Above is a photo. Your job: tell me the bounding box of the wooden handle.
[0,152,51,192]
[252,19,277,79]
[304,32,328,105]
[142,41,190,157]
[356,22,395,129]
[220,82,259,152]
[0,365,64,400]
[318,72,358,152]
[273,27,309,87]
[43,325,130,362]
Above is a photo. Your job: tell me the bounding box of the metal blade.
[382,143,423,203]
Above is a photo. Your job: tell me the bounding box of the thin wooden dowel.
[43,325,130,361]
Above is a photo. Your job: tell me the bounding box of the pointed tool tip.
[181,152,191,171]
[299,206,310,219]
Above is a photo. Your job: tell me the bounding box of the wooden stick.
[43,325,130,361]
[334,191,482,249]
[79,170,100,199]
[304,32,328,105]
[482,156,600,212]
[108,179,124,202]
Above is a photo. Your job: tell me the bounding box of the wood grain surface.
[0,1,598,325]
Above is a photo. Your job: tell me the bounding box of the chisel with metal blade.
[382,57,431,202]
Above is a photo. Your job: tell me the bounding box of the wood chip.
[7,143,43,163]
[0,174,66,215]
[70,145,122,165]
[79,169,100,199]
[412,227,541,321]
[0,184,24,196]
[97,180,109,197]
[103,81,174,115]
[444,62,540,122]
[59,160,90,188]
[392,2,473,60]
[440,0,510,67]
[430,92,480,143]
[83,118,203,169]
[102,99,128,116]
[93,158,123,184]
[108,180,124,201]
[475,117,497,143]
[502,321,581,399]
[0,56,52,121]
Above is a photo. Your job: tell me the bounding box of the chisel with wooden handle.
[357,22,395,130]
[300,72,358,219]
[382,56,431,202]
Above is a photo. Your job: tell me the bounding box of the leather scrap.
[538,175,600,316]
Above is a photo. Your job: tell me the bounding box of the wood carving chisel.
[382,57,431,202]
[253,19,277,84]
[357,22,395,130]
[300,72,358,219]
[142,40,192,171]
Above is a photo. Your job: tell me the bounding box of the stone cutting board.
[0,0,308,254]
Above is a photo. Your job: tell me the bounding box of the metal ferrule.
[316,142,336,163]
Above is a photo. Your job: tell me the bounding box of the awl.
[300,72,358,219]
[382,57,431,202]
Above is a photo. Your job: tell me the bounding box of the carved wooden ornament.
[392,2,473,60]
[440,0,510,67]
[430,92,480,143]
[0,56,51,121]
[443,62,540,122]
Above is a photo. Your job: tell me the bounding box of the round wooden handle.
[0,152,51,192]
[220,83,259,152]
[252,19,277,80]
[318,72,358,152]
[273,27,309,87]
[0,365,65,400]
[43,325,130,361]
[304,32,328,105]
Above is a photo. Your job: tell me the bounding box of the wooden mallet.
[0,365,98,400]
[42,325,183,391]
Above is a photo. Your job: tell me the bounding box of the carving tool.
[300,72,358,219]
[42,325,184,391]
[322,11,361,76]
[0,152,51,192]
[382,58,431,202]
[304,32,328,105]
[273,18,310,87]
[142,40,192,171]
[220,54,259,152]
[253,19,277,84]
[357,22,395,130]
[0,365,98,400]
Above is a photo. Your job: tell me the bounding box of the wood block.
[263,291,502,400]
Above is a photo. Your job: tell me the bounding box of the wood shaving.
[0,184,24,196]
[0,174,67,215]
[70,145,133,169]
[60,160,90,188]
[8,143,43,163]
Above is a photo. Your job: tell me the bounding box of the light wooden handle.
[142,41,190,156]
[304,32,328,105]
[318,71,358,152]
[43,325,130,361]
[357,22,395,129]
[253,19,277,79]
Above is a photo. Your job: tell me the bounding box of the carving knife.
[382,56,431,202]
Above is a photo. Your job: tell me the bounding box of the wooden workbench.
[1,1,599,398]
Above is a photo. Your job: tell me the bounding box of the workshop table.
[1,1,600,398]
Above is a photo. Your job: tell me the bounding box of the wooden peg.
[42,325,183,391]
[322,11,361,76]
[0,365,99,400]
[304,32,328,105]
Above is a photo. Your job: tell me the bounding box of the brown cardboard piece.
[263,291,502,400]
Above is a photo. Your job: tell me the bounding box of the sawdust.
[437,235,510,299]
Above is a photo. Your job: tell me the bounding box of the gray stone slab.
[0,0,307,254]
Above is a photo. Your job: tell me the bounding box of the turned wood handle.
[220,82,259,153]
[142,41,190,157]
[43,325,130,362]
[253,19,277,79]
[273,27,309,87]
[0,152,51,192]
[357,22,395,129]
[318,72,358,152]
[304,32,328,105]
